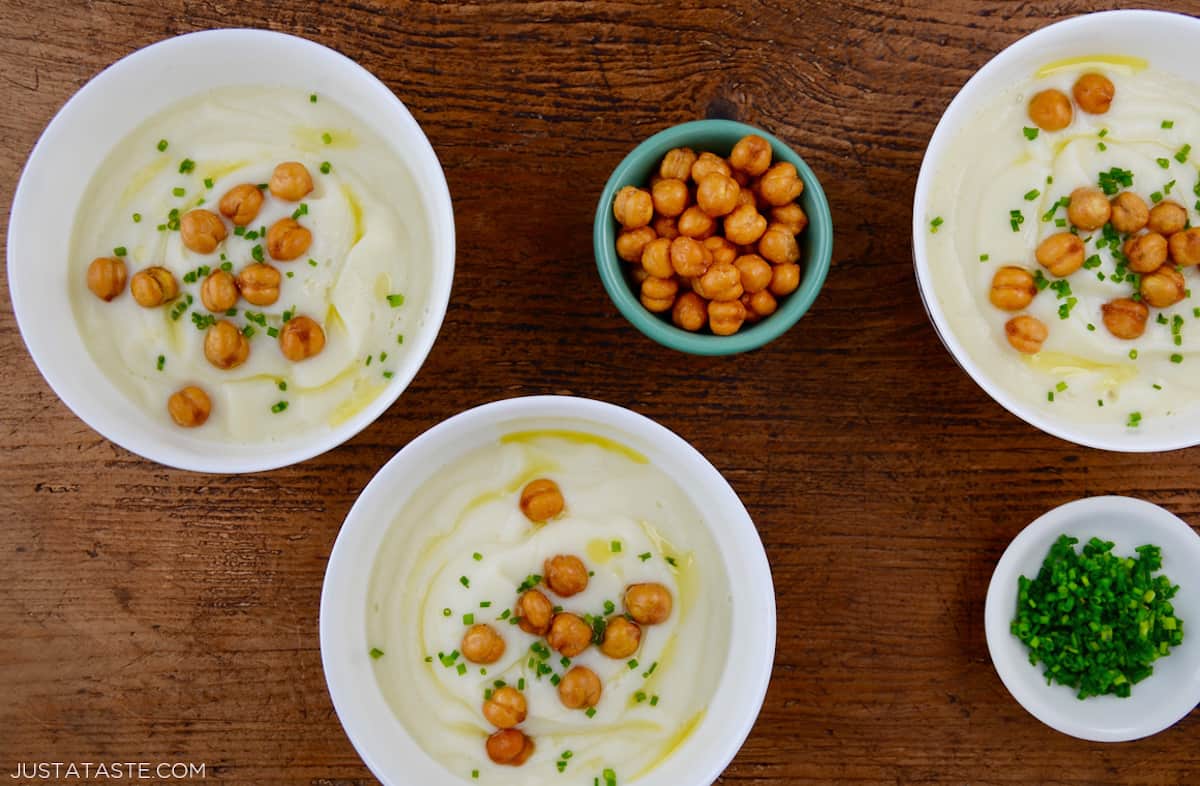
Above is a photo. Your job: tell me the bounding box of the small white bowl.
[984,496,1200,741]
[319,395,776,785]
[6,29,454,473]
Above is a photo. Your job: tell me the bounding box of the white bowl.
[984,496,1200,741]
[912,10,1200,452]
[6,29,455,473]
[320,395,776,785]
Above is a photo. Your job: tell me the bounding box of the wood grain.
[3,1,1200,783]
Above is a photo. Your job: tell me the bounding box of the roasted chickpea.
[1028,89,1073,131]
[671,291,707,332]
[640,238,673,279]
[1004,315,1048,354]
[613,186,654,229]
[1072,73,1115,115]
[651,178,689,218]
[1140,265,1187,308]
[483,686,527,729]
[1110,192,1150,234]
[670,236,711,277]
[724,203,768,245]
[759,224,801,265]
[1101,297,1149,339]
[616,226,657,263]
[219,183,264,226]
[486,729,534,766]
[1035,232,1085,277]
[630,267,651,286]
[130,266,179,307]
[1148,200,1187,236]
[734,254,773,293]
[236,263,282,306]
[269,161,314,202]
[769,263,801,297]
[87,256,127,301]
[516,589,554,636]
[700,261,740,296]
[600,616,641,659]
[1067,187,1112,231]
[735,188,757,209]
[696,172,740,217]
[708,281,743,302]
[691,151,731,182]
[462,623,506,664]
[677,206,716,239]
[520,478,564,522]
[278,315,326,361]
[728,164,750,187]
[544,555,589,597]
[1124,232,1168,274]
[651,215,679,240]
[708,299,745,335]
[703,236,738,267]
[167,386,211,428]
[729,134,772,176]
[1169,227,1200,266]
[200,270,239,312]
[640,276,678,313]
[771,203,809,235]
[546,613,592,658]
[204,320,250,370]
[625,583,673,625]
[758,162,804,206]
[179,209,228,255]
[988,266,1037,311]
[659,147,697,181]
[557,666,602,710]
[267,218,312,262]
[748,288,778,317]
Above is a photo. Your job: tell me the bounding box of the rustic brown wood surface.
[3,0,1200,783]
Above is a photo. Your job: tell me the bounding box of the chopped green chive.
[310,93,318,103]
[204,177,214,189]
[1098,128,1109,138]
[930,216,944,233]
[443,608,451,617]
[271,401,288,413]
[1023,127,1039,141]
[113,246,127,257]
[322,132,333,145]
[387,293,405,307]
[1024,189,1040,201]
[1097,142,1107,152]
[1128,411,1142,427]
[172,187,185,197]
[179,159,195,174]
[473,552,482,561]
[1152,191,1164,204]
[382,371,394,379]
[1177,144,1192,163]
[459,576,470,588]
[638,552,651,562]
[132,213,142,223]
[397,334,405,344]
[979,253,990,262]
[480,601,491,608]
[610,540,621,553]
[456,663,467,675]
[665,556,677,567]
[1157,158,1171,169]
[1171,353,1184,364]
[649,695,659,706]
[278,381,287,391]
[369,647,384,659]
[157,139,168,152]
[463,613,474,625]
[308,258,318,267]
[627,658,639,670]
[1130,349,1139,360]
[320,161,332,175]
[1098,167,1134,196]
[1010,209,1025,232]
[1163,120,1175,129]
[155,355,165,371]
[471,771,478,780]
[291,203,309,220]
[251,244,264,262]
[585,707,597,718]
[1056,381,1068,392]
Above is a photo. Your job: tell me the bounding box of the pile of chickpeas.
[996,73,1199,353]
[86,162,329,428]
[456,477,675,767]
[611,134,809,336]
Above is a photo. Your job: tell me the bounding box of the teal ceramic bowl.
[594,119,833,355]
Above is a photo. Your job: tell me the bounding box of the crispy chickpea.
[672,291,707,332]
[988,266,1037,311]
[1073,73,1115,115]
[1140,265,1187,308]
[219,183,265,226]
[1111,191,1150,234]
[1004,315,1048,354]
[771,203,809,235]
[733,254,773,293]
[544,555,589,597]
[728,165,750,187]
[709,281,744,302]
[670,236,711,277]
[87,256,127,301]
[724,203,768,245]
[1101,297,1149,339]
[704,236,738,267]
[748,288,778,317]
[613,186,654,229]
[677,206,716,239]
[651,215,679,240]
[708,299,746,335]
[735,188,757,209]
[483,686,527,729]
[691,151,731,182]
[729,134,773,176]
[546,613,592,658]
[462,623,505,664]
[640,276,678,313]
[486,729,534,766]
[616,226,657,263]
[659,147,697,181]
[520,478,564,521]
[1067,187,1112,231]
[557,666,602,710]
[1124,232,1168,274]
[640,238,673,279]
[1169,227,1200,266]
[1148,201,1188,236]
[204,320,250,369]
[625,583,673,625]
[758,162,804,206]
[267,218,312,262]
[269,161,314,202]
[600,616,641,659]
[130,266,179,308]
[769,263,801,297]
[740,292,763,324]
[201,269,239,312]
[700,261,740,296]
[759,224,801,265]
[167,386,211,428]
[1035,232,1085,277]
[1028,89,1073,131]
[179,209,228,255]
[651,178,689,218]
[278,315,326,361]
[696,172,741,217]
[236,263,282,306]
[516,589,554,636]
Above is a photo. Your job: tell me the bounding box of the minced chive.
[387,293,405,307]
[1097,142,1107,152]
[463,613,474,625]
[627,659,639,670]
[645,661,658,676]
[610,540,621,553]
[220,261,233,272]
[550,674,561,686]
[650,695,659,706]
[278,381,287,391]
[271,401,288,413]
[635,691,647,702]
[320,161,332,174]
[1154,383,1163,390]
[1010,209,1025,232]
[456,663,467,675]
[179,159,195,174]
[1171,353,1184,364]
[1098,128,1109,138]
[256,183,267,190]
[157,139,168,152]
[499,609,512,620]
[292,203,309,220]
[380,352,388,362]
[369,647,384,659]
[285,272,293,279]
[1087,323,1096,331]
[310,93,318,103]
[1056,381,1068,392]
[1177,144,1192,163]
[979,253,990,262]
[132,213,142,223]
[382,371,394,379]
[638,552,651,562]
[460,576,470,588]
[156,355,165,371]
[479,601,491,608]
[473,552,482,561]
[1048,391,1055,402]
[443,608,451,617]
[603,600,616,615]
[252,245,264,262]
[172,187,185,197]
[585,707,597,718]
[308,258,318,267]
[242,324,255,338]
[113,246,127,257]
[365,355,372,367]
[267,327,279,338]
[397,334,405,344]
[1024,189,1040,201]
[1157,158,1171,169]
[1129,411,1142,427]
[1023,127,1039,141]
[1130,349,1139,360]
[322,132,333,144]
[930,216,944,233]
[1152,191,1164,204]
[665,556,677,567]
[1164,120,1175,129]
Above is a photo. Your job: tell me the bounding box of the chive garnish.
[459,576,470,588]
[156,355,165,371]
[113,246,127,257]
[179,159,195,174]
[1163,120,1175,129]
[463,613,474,625]
[610,540,621,553]
[369,647,384,659]
[310,93,318,103]
[1158,158,1171,169]
[251,245,264,262]
[930,216,944,233]
[156,139,168,152]
[387,293,405,307]
[320,161,332,174]
[1023,127,1039,141]
[271,401,288,413]
[132,213,142,223]
[322,132,333,144]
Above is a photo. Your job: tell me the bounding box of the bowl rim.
[594,118,833,356]
[319,394,777,785]
[911,9,1200,453]
[6,28,455,473]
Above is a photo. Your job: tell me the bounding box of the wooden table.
[3,1,1198,783]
